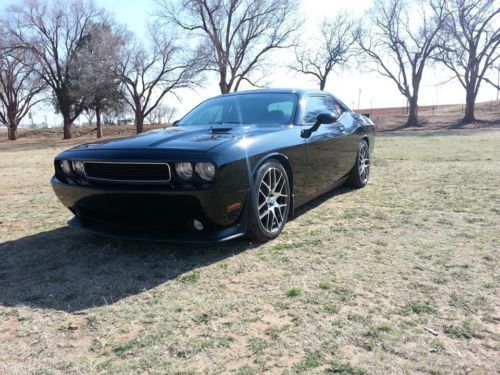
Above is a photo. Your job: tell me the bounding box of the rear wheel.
[347,139,370,188]
[247,161,290,242]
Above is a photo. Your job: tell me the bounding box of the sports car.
[51,88,375,242]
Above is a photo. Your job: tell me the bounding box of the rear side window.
[302,96,335,124]
[332,97,349,116]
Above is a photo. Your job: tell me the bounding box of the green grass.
[401,300,437,315]
[247,337,267,354]
[112,340,137,355]
[327,360,368,374]
[0,129,499,373]
[443,319,484,339]
[286,287,301,297]
[179,270,200,283]
[319,280,332,290]
[294,350,324,371]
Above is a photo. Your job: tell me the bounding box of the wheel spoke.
[276,177,285,193]
[269,210,276,230]
[269,172,274,186]
[260,209,269,219]
[275,207,282,222]
[275,173,283,190]
[261,179,271,192]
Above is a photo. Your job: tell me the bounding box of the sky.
[3,0,499,125]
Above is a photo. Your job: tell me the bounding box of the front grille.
[84,162,171,183]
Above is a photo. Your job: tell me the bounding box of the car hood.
[70,125,285,152]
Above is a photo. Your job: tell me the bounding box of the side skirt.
[292,176,349,212]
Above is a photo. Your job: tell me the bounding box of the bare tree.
[118,30,199,133]
[435,0,500,123]
[0,41,45,140]
[165,105,178,125]
[71,22,126,138]
[159,0,300,94]
[82,108,95,126]
[6,0,106,139]
[147,103,177,125]
[102,99,127,125]
[290,13,356,90]
[356,0,447,127]
[482,64,499,100]
[483,64,500,93]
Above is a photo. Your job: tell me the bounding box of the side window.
[302,96,335,124]
[332,97,349,117]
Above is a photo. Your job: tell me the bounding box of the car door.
[302,95,349,197]
[331,97,359,177]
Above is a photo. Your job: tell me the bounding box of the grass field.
[0,129,499,374]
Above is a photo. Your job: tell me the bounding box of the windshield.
[179,93,297,126]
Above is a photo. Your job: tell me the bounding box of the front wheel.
[347,139,370,188]
[247,161,290,242]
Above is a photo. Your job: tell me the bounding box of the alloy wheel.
[358,142,370,184]
[257,167,289,233]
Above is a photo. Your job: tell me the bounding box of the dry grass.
[0,126,499,374]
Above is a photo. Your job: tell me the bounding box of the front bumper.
[51,176,249,242]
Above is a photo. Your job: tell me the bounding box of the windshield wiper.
[216,121,242,125]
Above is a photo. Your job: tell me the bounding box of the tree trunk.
[219,69,230,94]
[135,111,144,133]
[319,79,326,91]
[463,88,476,123]
[61,111,73,139]
[96,108,102,138]
[219,80,230,94]
[406,95,419,127]
[7,127,17,141]
[6,114,18,140]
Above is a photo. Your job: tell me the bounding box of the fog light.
[193,219,204,231]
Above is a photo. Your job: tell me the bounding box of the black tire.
[347,139,370,188]
[247,160,290,242]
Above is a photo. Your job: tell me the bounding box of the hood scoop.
[210,127,233,133]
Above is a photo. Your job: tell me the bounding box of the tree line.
[0,0,498,140]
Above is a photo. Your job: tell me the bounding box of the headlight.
[72,161,85,176]
[175,162,193,180]
[195,162,216,181]
[60,160,72,175]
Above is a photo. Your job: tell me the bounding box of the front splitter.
[67,216,246,243]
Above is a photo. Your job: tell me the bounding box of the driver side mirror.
[172,119,180,127]
[316,112,338,125]
[301,112,338,138]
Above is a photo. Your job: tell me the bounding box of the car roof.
[215,88,330,98]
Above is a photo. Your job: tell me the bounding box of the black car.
[52,88,375,242]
